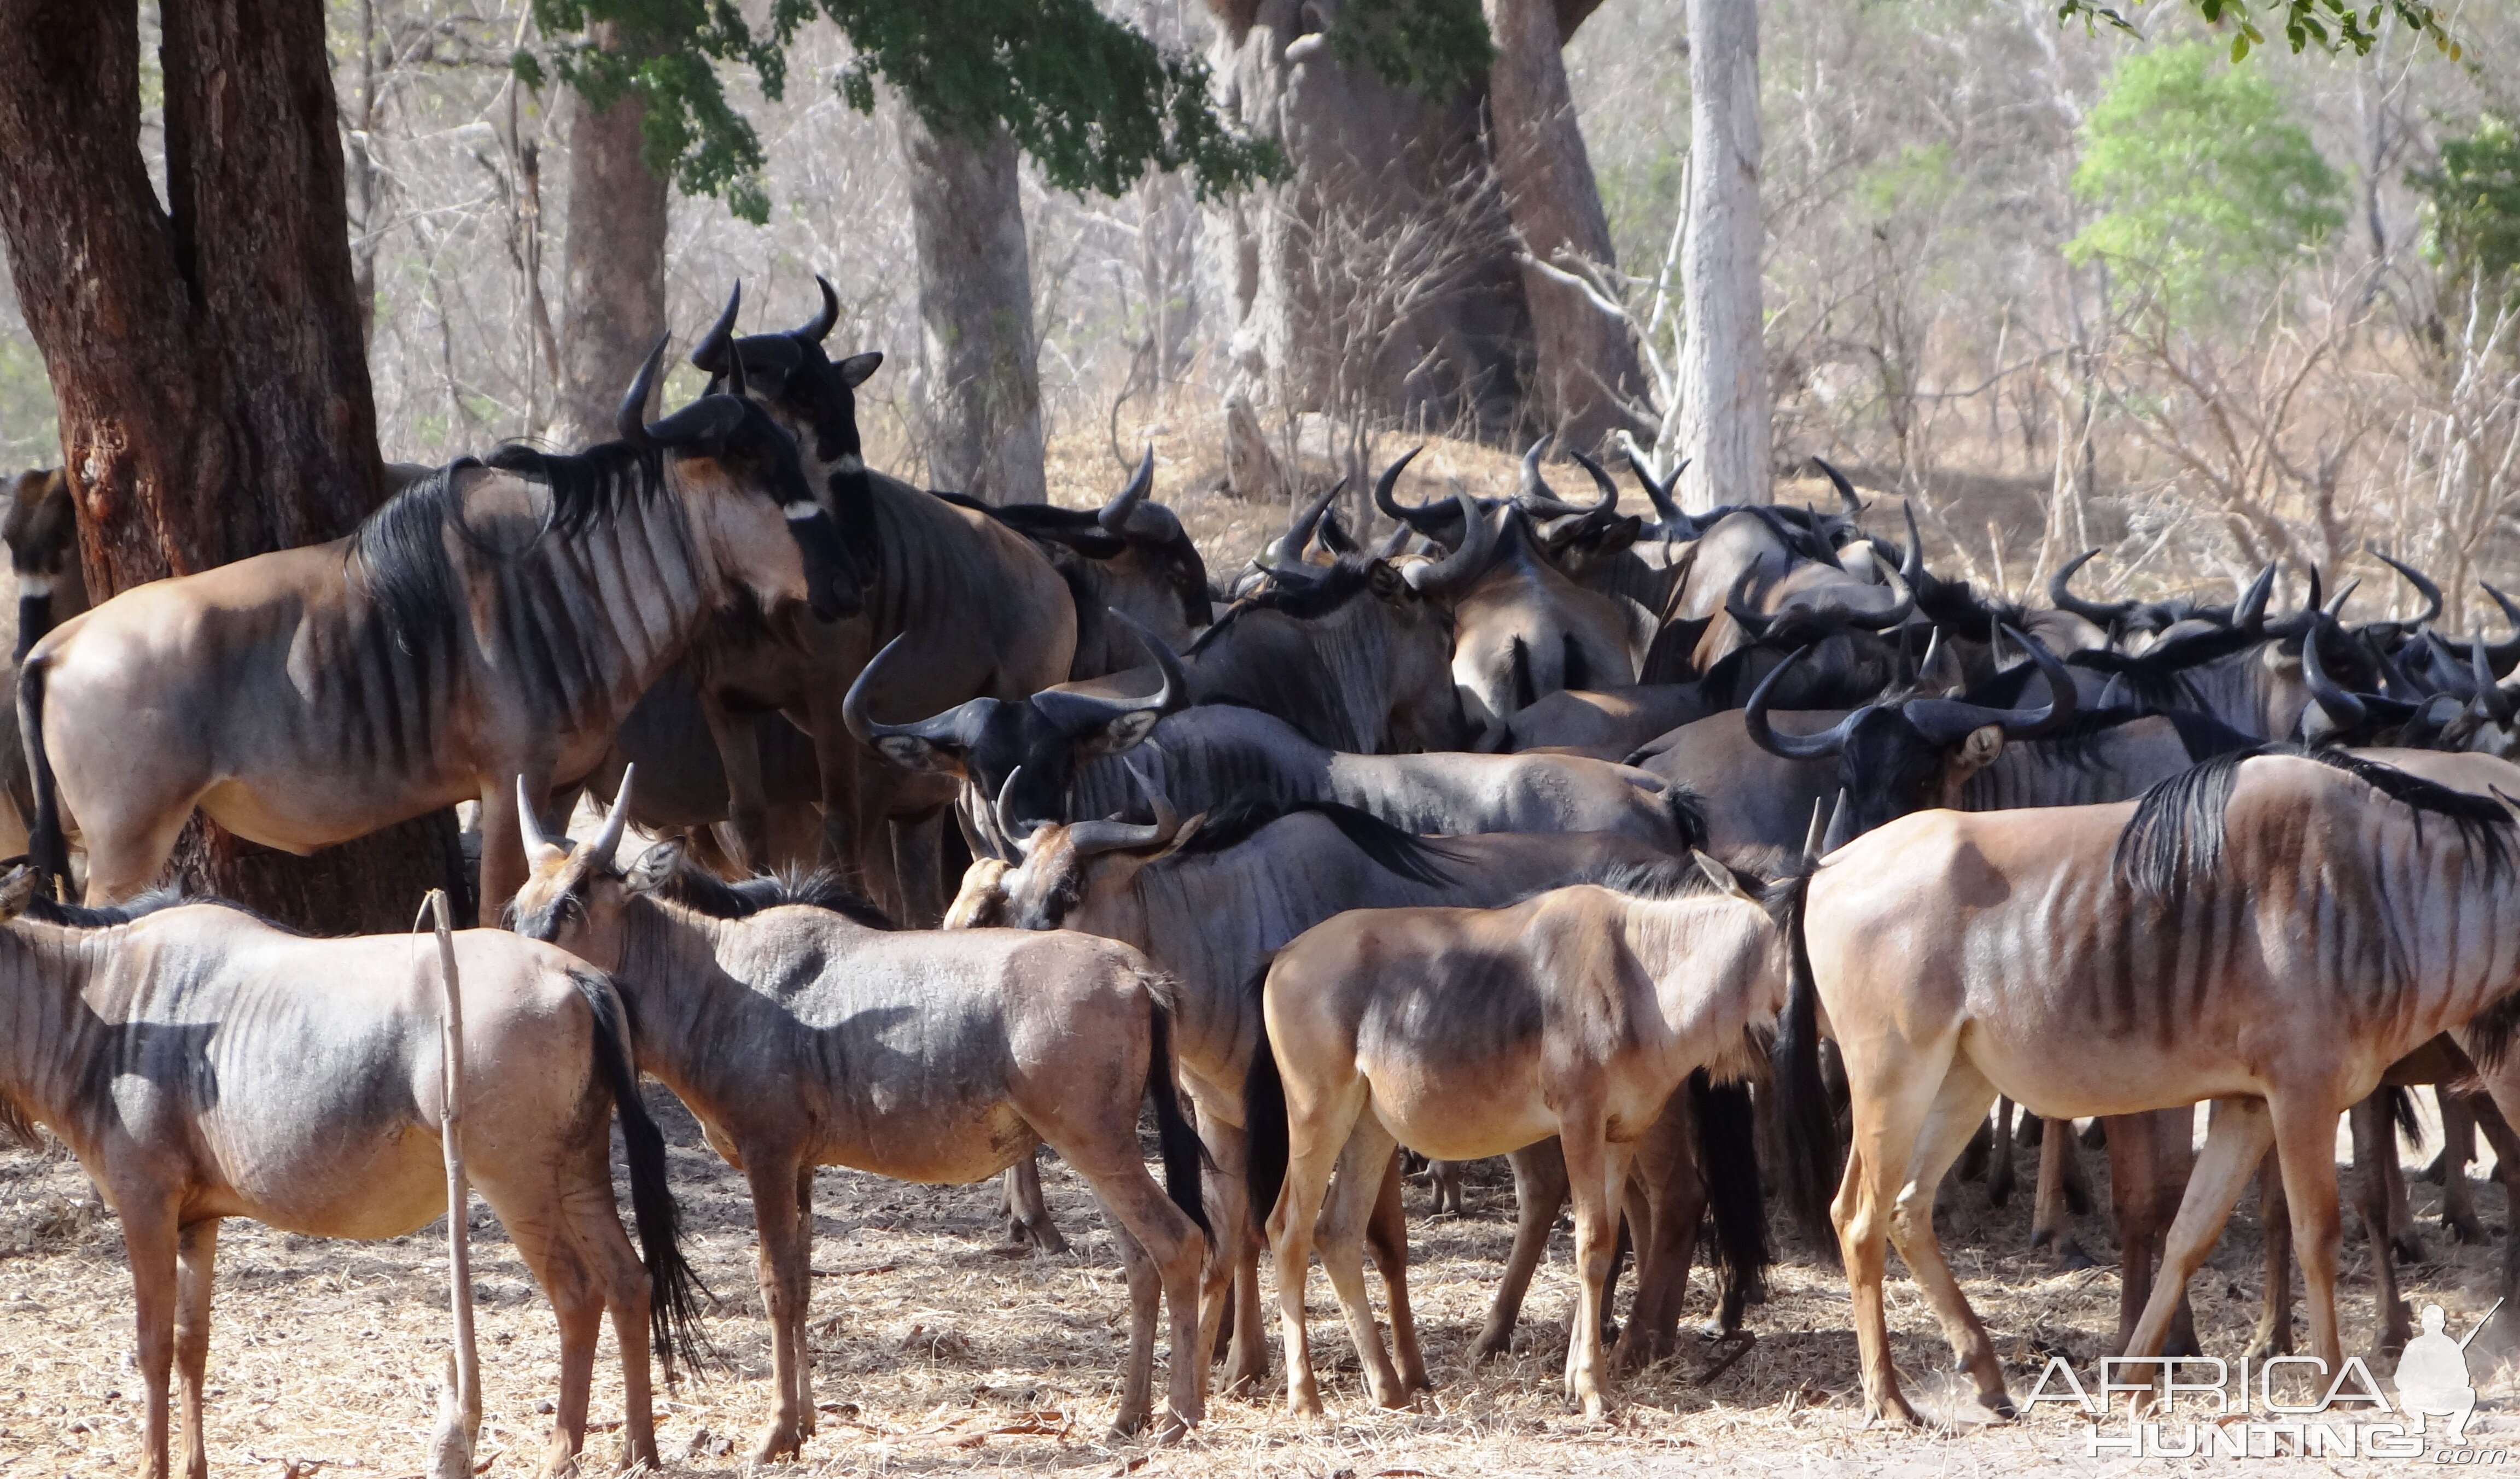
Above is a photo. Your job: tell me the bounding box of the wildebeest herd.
[10,279,2520,1476]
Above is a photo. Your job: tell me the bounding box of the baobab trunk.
[1484,0,1647,453]
[557,23,671,449]
[0,0,468,932]
[1676,0,1771,511]
[899,113,1047,505]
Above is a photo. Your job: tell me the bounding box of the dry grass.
[7,1086,2518,1478]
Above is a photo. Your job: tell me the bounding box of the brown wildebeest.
[945,787,1764,1388]
[0,860,701,1479]
[508,774,1213,1458]
[1242,847,1806,1419]
[1784,749,2520,1423]
[20,341,859,915]
[0,466,87,862]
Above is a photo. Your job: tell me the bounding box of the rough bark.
[0,0,465,932]
[899,113,1047,505]
[1676,0,1771,510]
[1205,0,1531,441]
[557,22,670,449]
[1485,0,1647,453]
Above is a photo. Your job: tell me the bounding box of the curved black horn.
[1742,646,1862,759]
[516,775,557,860]
[591,764,635,869]
[2233,561,2275,632]
[993,767,1037,847]
[692,283,741,380]
[2482,583,2520,673]
[1372,446,1458,540]
[614,336,670,447]
[2299,617,2366,729]
[1097,446,1158,536]
[1068,763,1181,857]
[842,634,994,750]
[2475,636,2516,723]
[1902,625,2078,745]
[1839,556,1917,633]
[2372,549,2444,629]
[1030,611,1188,739]
[1515,441,1618,519]
[1623,441,1685,524]
[2049,549,2136,626]
[1565,449,1620,518]
[1401,492,1496,598]
[1811,456,1866,516]
[1262,477,1345,572]
[793,275,840,343]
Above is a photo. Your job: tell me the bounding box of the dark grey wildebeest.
[0,860,701,1479]
[21,342,859,915]
[508,776,1214,1458]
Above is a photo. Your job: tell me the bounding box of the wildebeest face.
[506,773,635,965]
[1832,710,2004,838]
[678,407,867,627]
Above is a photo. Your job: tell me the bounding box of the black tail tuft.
[19,654,65,902]
[2386,1084,2423,1150]
[1145,1001,1211,1238]
[1770,878,1840,1260]
[1508,636,1536,714]
[1240,966,1291,1230]
[573,970,714,1373]
[1690,1071,1772,1313]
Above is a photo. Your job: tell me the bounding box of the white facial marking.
[783,501,823,522]
[15,575,50,599]
[835,453,865,475]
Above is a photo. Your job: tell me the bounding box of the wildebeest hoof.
[1984,1394,2019,1420]
[749,1419,803,1463]
[2391,1231,2425,1265]
[1468,1330,1513,1362]
[2448,1213,2490,1245]
[2051,1240,2098,1271]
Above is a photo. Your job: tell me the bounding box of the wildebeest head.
[508,767,640,964]
[615,331,865,628]
[981,448,1213,645]
[944,766,1187,931]
[844,611,1187,838]
[1745,623,2078,838]
[3,467,81,661]
[689,277,883,478]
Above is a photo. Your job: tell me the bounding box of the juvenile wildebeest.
[508,776,1214,1456]
[1783,750,2520,1423]
[1244,850,1802,1418]
[21,343,859,914]
[0,862,700,1479]
[946,791,1753,1386]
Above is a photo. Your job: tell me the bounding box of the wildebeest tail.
[1145,996,1211,1238]
[1508,636,1536,714]
[2385,1084,2423,1150]
[19,652,65,900]
[1771,876,1840,1259]
[571,969,713,1371]
[1241,965,1291,1229]
[1689,1071,1772,1307]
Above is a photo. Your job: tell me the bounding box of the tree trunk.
[1676,0,1770,511]
[556,22,670,449]
[1484,0,1647,453]
[1204,0,1532,443]
[899,113,1047,505]
[0,0,465,932]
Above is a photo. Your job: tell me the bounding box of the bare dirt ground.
[7,1086,2518,1479]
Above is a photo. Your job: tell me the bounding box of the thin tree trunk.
[557,22,669,448]
[1676,0,1770,511]
[0,0,465,932]
[900,112,1047,505]
[1485,0,1646,453]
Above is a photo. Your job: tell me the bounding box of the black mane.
[1189,558,1392,656]
[632,844,895,928]
[1167,793,1467,888]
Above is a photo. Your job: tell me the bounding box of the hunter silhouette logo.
[2395,1300,2499,1445]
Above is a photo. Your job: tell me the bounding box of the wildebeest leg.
[1881,1061,2011,1418]
[2126,1100,2274,1360]
[698,692,770,873]
[1091,1189,1166,1437]
[173,1219,217,1479]
[1558,1117,1632,1420]
[493,1191,606,1474]
[1617,1089,1705,1367]
[1366,1154,1430,1394]
[2267,1098,2350,1376]
[890,808,949,928]
[1193,1101,1268,1392]
[2248,1153,2294,1358]
[743,1151,814,1461]
[476,769,553,922]
[800,693,862,878]
[1268,1080,1363,1419]
[1426,1159,1467,1215]
[1002,1151,1069,1253]
[1834,1033,1953,1425]
[121,1197,180,1479]
[1472,1139,1568,1360]
[792,1166,818,1441]
[2108,1112,2159,1357]
[2471,1102,2520,1312]
[2031,1118,2095,1267]
[1313,1129,1412,1410]
[2439,1092,2487,1244]
[1036,1119,1206,1434]
[2349,1096,2413,1354]
[1984,1100,2016,1206]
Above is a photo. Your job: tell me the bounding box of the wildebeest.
[1244,848,1800,1418]
[0,862,700,1479]
[0,466,86,860]
[1785,750,2520,1422]
[21,343,859,914]
[508,775,1214,1454]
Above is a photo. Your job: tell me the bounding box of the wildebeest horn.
[1620,439,1685,524]
[842,635,993,751]
[2474,636,2516,723]
[1840,556,1916,632]
[2480,584,2520,674]
[692,283,741,378]
[1742,646,1862,760]
[1515,440,1618,519]
[794,274,840,344]
[591,763,635,869]
[2323,578,2361,619]
[516,775,559,863]
[1372,447,1456,540]
[1401,492,1495,597]
[1262,477,1346,572]
[994,767,1036,847]
[1069,763,1180,857]
[2232,561,2275,632]
[2049,550,2136,626]
[1030,611,1187,743]
[1821,788,1854,854]
[614,336,670,447]
[2299,617,2366,728]
[2371,549,2443,629]
[1096,446,1164,540]
[1900,624,2078,746]
[1801,797,1829,862]
[1812,457,1866,516]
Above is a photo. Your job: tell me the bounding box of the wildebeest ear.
[643,394,751,451]
[835,352,883,390]
[1083,707,1163,758]
[871,734,965,776]
[0,864,34,922]
[1959,724,2005,769]
[1690,849,1758,903]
